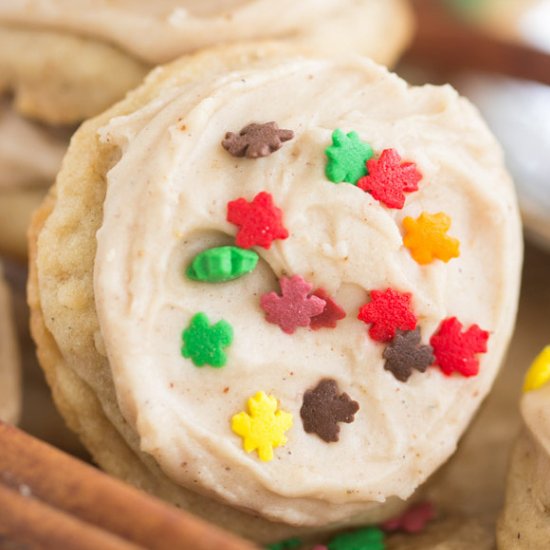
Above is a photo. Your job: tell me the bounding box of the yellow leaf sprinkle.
[231,391,293,462]
[523,346,550,392]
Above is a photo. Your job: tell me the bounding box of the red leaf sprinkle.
[310,289,346,330]
[358,289,417,343]
[227,191,289,249]
[430,317,489,377]
[357,149,422,209]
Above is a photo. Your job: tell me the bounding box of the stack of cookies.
[2,1,549,548]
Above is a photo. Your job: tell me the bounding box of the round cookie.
[0,263,21,424]
[0,26,147,126]
[0,0,413,125]
[0,100,68,260]
[29,44,522,542]
[0,101,67,188]
[497,347,550,548]
[0,26,137,258]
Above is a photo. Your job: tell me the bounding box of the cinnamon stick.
[0,483,142,550]
[0,422,258,550]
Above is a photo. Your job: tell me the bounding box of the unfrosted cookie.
[0,100,67,189]
[0,263,21,424]
[0,26,147,126]
[29,43,522,542]
[0,100,69,259]
[0,0,413,125]
[498,346,550,548]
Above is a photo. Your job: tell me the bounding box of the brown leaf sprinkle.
[300,379,359,443]
[383,328,435,382]
[222,122,294,158]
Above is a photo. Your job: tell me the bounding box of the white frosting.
[0,0,409,64]
[0,101,67,188]
[94,55,521,526]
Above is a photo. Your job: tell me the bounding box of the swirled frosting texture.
[94,55,521,526]
[0,0,412,65]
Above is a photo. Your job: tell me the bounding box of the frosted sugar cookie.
[29,43,522,542]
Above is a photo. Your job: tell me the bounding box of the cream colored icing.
[0,101,67,188]
[0,265,20,424]
[0,0,410,64]
[94,55,522,526]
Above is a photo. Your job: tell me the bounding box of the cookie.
[0,263,21,424]
[0,100,69,260]
[0,100,67,188]
[0,0,413,125]
[29,43,522,542]
[497,346,550,548]
[0,26,147,126]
